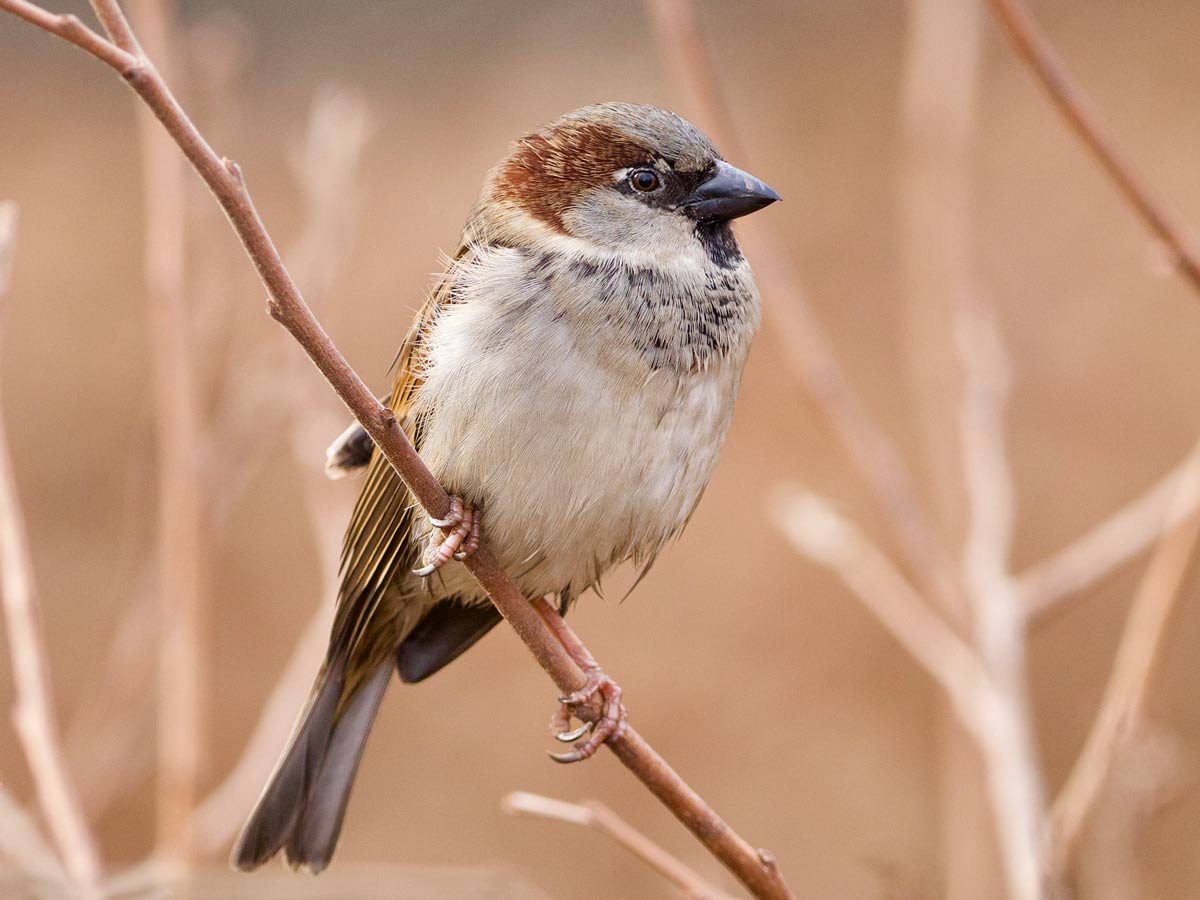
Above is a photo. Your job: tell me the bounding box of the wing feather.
[328,244,473,693]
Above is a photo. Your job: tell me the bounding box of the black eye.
[629,168,660,192]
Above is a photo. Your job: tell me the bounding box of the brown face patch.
[491,121,652,234]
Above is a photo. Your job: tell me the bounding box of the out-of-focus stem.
[128,0,205,863]
[0,202,103,898]
[987,0,1200,295]
[1047,461,1200,871]
[504,792,739,900]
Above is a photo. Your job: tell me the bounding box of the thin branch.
[0,4,793,896]
[986,0,1200,294]
[0,203,15,291]
[1015,442,1200,620]
[956,304,1047,900]
[0,201,102,897]
[1046,454,1200,871]
[0,0,132,69]
[503,792,739,900]
[769,484,994,737]
[126,0,206,861]
[645,0,963,613]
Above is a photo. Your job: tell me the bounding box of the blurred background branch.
[503,791,739,900]
[986,0,1200,294]
[0,201,103,897]
[1048,450,1200,872]
[126,0,206,864]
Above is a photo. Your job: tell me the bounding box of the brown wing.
[327,245,472,694]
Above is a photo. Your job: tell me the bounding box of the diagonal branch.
[1015,440,1200,621]
[1046,452,1200,871]
[0,4,794,897]
[0,201,103,898]
[503,792,740,900]
[769,484,994,738]
[986,0,1200,294]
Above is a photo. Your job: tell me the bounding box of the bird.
[232,102,779,874]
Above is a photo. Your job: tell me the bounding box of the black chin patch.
[696,222,743,269]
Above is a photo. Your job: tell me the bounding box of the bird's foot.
[548,668,627,764]
[412,495,481,577]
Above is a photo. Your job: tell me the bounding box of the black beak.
[682,160,781,222]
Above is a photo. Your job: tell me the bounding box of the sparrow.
[232,102,779,873]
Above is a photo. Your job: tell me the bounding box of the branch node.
[222,157,244,187]
[264,294,284,323]
[57,13,83,35]
[120,60,148,84]
[758,848,778,871]
[377,406,397,430]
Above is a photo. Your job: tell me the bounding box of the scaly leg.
[412,496,482,577]
[533,596,628,764]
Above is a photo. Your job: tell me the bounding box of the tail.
[231,657,391,873]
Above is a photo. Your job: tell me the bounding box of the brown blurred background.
[2,1,1199,898]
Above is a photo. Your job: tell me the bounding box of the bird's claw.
[413,496,481,577]
[553,722,592,743]
[546,669,627,764]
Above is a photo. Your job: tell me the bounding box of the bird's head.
[473,102,779,265]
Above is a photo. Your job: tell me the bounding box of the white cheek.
[563,190,697,260]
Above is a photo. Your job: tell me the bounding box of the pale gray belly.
[409,291,740,602]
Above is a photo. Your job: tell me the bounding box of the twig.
[0,5,794,897]
[956,304,1047,900]
[503,792,739,900]
[645,0,962,612]
[1015,442,1200,620]
[126,0,206,861]
[0,203,15,290]
[1046,453,1200,871]
[769,485,995,736]
[0,201,102,898]
[986,0,1200,294]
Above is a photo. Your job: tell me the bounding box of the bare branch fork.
[0,2,793,897]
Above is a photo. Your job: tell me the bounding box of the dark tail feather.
[284,662,390,872]
[230,659,391,873]
[395,599,502,683]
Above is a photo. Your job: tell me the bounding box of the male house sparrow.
[233,102,779,872]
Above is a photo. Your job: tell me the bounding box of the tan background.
[2,1,1199,898]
